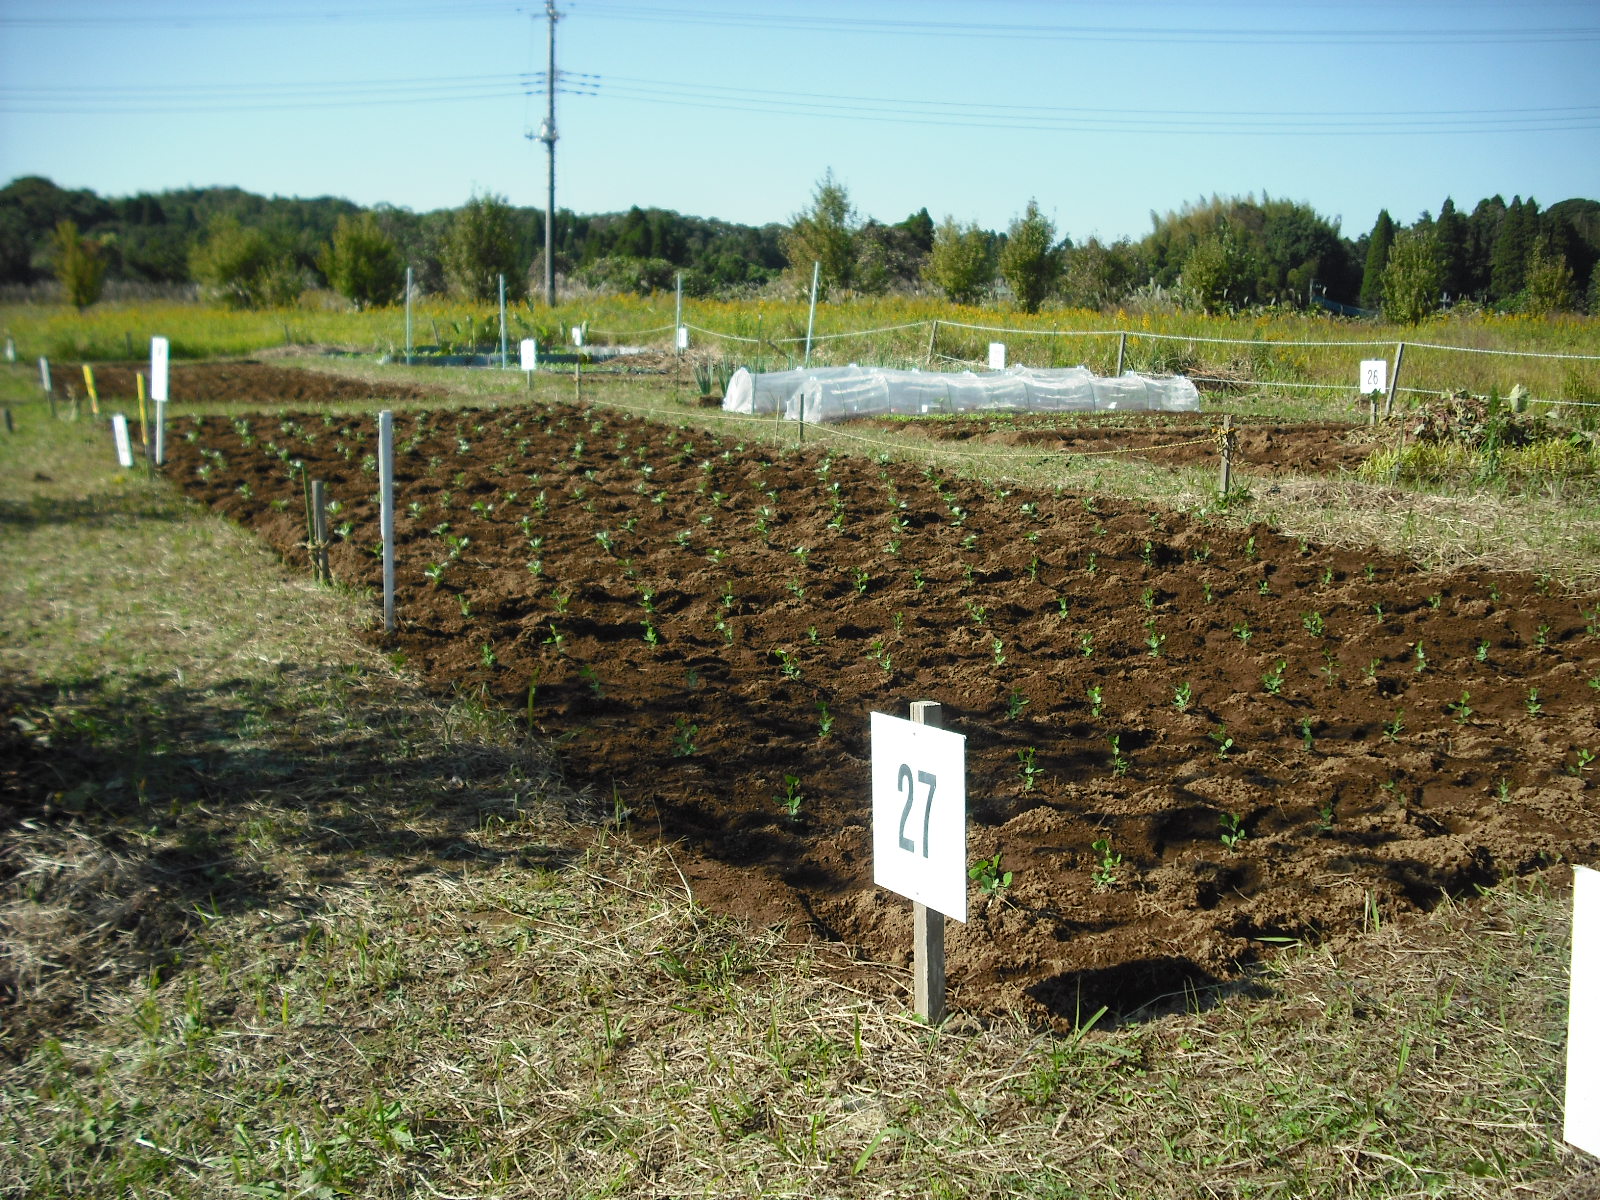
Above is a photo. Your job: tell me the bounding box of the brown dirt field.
[71,359,435,407]
[855,412,1379,477]
[156,380,1600,1030]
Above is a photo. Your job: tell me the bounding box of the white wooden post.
[909,699,946,1024]
[379,410,395,632]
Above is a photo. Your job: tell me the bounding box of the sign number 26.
[897,764,937,856]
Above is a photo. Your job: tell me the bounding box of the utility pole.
[538,2,559,307]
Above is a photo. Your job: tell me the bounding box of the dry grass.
[2,363,1597,1197]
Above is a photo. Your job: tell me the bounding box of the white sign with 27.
[871,712,967,922]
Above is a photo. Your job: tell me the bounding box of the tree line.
[4,172,1597,320]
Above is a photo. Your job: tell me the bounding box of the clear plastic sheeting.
[722,364,1199,422]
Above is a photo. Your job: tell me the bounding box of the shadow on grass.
[0,665,566,1061]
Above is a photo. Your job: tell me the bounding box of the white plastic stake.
[675,325,689,352]
[1568,865,1600,1155]
[150,337,169,402]
[38,356,50,394]
[520,338,538,373]
[153,401,166,465]
[112,414,133,467]
[674,272,683,354]
[379,410,395,633]
[987,342,1006,370]
[5,337,14,362]
[404,266,414,363]
[803,261,820,367]
[498,274,508,368]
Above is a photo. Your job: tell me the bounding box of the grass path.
[0,372,1594,1197]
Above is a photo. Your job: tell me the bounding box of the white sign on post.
[111,414,133,468]
[519,338,538,372]
[987,342,1007,371]
[1359,358,1387,395]
[676,325,689,351]
[571,325,584,348]
[151,337,170,403]
[871,712,967,922]
[1568,865,1600,1155]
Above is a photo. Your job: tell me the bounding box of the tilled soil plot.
[855,412,1377,477]
[71,360,435,408]
[162,401,1600,1029]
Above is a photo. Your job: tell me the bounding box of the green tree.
[189,216,302,308]
[445,193,520,302]
[320,212,405,309]
[781,170,857,299]
[1434,197,1470,301]
[1380,227,1442,324]
[1060,237,1142,310]
[1490,196,1539,302]
[922,216,992,304]
[1522,242,1577,314]
[998,200,1061,314]
[1179,223,1257,314]
[49,219,106,310]
[1359,210,1395,310]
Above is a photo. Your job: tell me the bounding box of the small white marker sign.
[871,712,967,922]
[112,414,133,467]
[1359,358,1387,395]
[676,325,689,351]
[1568,865,1600,1155]
[571,325,584,347]
[151,337,170,403]
[987,342,1007,371]
[519,338,538,372]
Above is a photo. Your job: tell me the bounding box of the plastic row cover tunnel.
[722,364,1201,422]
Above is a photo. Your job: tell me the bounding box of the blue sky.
[1,0,1596,244]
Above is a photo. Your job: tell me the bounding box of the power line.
[577,1,1600,45]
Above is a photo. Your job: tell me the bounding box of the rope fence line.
[578,315,1600,364]
[573,387,1227,466]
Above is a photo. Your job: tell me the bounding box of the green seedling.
[815,701,834,738]
[1173,681,1193,712]
[1005,690,1029,720]
[671,718,698,757]
[1078,631,1095,658]
[1211,725,1235,759]
[1447,691,1474,724]
[1296,716,1314,750]
[1525,688,1543,716]
[777,775,804,820]
[1261,660,1286,696]
[1219,811,1246,851]
[991,637,1006,667]
[479,643,496,668]
[1017,747,1043,791]
[1090,837,1123,890]
[1475,640,1490,663]
[1316,799,1335,831]
[968,853,1012,894]
[1086,683,1105,717]
[773,648,802,680]
[1413,642,1428,673]
[1233,622,1253,644]
[1574,749,1596,779]
[1383,709,1405,742]
[1108,733,1129,777]
[1301,611,1325,637]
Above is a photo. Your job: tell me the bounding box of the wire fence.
[586,315,1600,412]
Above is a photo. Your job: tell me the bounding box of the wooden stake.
[924,320,939,366]
[909,699,946,1025]
[1384,341,1405,418]
[4,407,13,434]
[1219,414,1235,496]
[1115,331,1127,377]
[310,480,330,583]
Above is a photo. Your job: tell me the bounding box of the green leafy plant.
[1173,681,1193,712]
[1017,747,1043,791]
[1447,691,1474,724]
[1090,837,1123,890]
[968,852,1013,894]
[1261,660,1286,696]
[815,701,834,738]
[1005,690,1029,720]
[777,774,804,820]
[1301,611,1325,637]
[671,718,699,757]
[1086,684,1104,718]
[1107,733,1129,777]
[1219,811,1246,851]
[1211,725,1235,759]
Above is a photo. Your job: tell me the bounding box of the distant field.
[3,294,1598,409]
